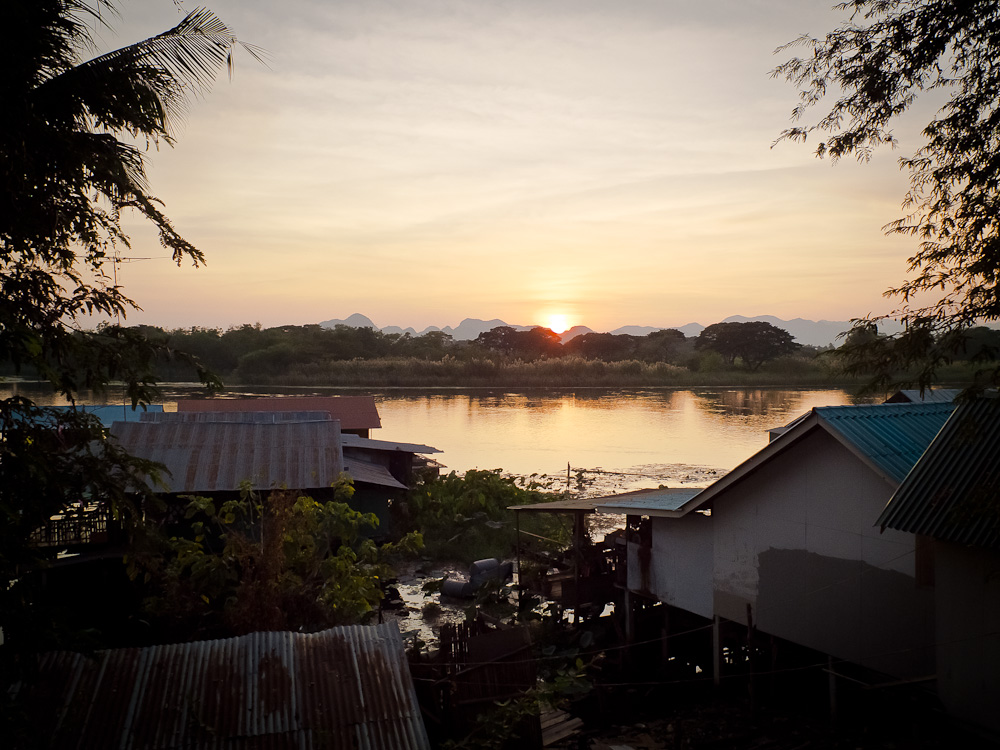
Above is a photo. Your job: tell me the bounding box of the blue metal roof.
[21,404,164,427]
[878,398,1000,548]
[816,402,955,484]
[596,487,703,516]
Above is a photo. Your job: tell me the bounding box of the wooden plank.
[542,713,583,746]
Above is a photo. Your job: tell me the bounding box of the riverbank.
[222,355,864,389]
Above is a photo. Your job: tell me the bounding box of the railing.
[30,508,119,549]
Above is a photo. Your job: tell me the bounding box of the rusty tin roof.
[25,623,430,750]
[111,420,345,493]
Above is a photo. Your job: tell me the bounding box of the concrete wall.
[711,428,934,679]
[628,513,713,619]
[935,542,1000,736]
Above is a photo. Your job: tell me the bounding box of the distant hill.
[440,318,532,340]
[558,325,593,343]
[318,313,904,347]
[716,315,904,347]
[319,313,378,329]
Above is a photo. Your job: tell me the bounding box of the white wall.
[627,513,713,618]
[710,428,934,678]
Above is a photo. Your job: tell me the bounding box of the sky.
[103,0,936,334]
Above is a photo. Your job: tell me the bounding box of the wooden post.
[624,589,635,644]
[573,510,583,625]
[661,607,670,666]
[713,615,721,687]
[746,603,755,713]
[828,655,838,728]
[515,510,522,609]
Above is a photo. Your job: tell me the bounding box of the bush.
[406,470,570,564]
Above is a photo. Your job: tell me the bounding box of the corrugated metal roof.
[142,410,334,423]
[342,434,442,454]
[24,622,430,750]
[508,488,700,514]
[816,402,955,484]
[595,487,704,517]
[25,404,165,427]
[885,388,962,404]
[508,496,610,513]
[111,421,344,493]
[343,459,408,490]
[683,402,956,514]
[177,397,382,430]
[878,397,1000,548]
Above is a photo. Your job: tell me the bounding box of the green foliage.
[1,0,251,675]
[121,323,884,387]
[695,321,801,371]
[134,478,423,639]
[442,641,592,750]
[833,322,1000,394]
[563,329,688,363]
[474,326,563,359]
[774,0,1000,391]
[0,400,162,670]
[407,470,570,563]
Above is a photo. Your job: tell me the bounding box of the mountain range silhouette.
[318,313,906,347]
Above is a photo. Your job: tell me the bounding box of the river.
[2,382,870,495]
[3,381,873,641]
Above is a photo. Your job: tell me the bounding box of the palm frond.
[34,7,264,138]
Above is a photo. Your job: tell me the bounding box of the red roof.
[177,396,381,430]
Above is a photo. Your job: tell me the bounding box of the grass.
[228,355,868,389]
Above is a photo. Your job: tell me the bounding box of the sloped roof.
[342,433,442,454]
[111,420,344,493]
[508,487,701,515]
[594,487,704,517]
[177,396,382,430]
[818,402,955,484]
[878,397,1000,548]
[343,458,408,490]
[142,410,333,423]
[22,623,430,750]
[885,388,962,404]
[24,404,164,427]
[683,402,955,513]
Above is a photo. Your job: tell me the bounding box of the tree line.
[109,319,834,382]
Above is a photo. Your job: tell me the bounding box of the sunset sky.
[108,0,936,334]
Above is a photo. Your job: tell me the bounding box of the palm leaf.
[35,7,265,139]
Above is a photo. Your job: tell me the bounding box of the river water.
[3,382,870,495]
[4,381,871,641]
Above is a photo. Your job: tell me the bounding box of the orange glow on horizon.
[546,314,571,333]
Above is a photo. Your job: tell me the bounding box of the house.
[341,434,443,486]
[112,415,406,531]
[885,388,962,404]
[596,402,956,682]
[877,397,1000,735]
[176,395,382,437]
[17,622,430,749]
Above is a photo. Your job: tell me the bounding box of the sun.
[546,314,571,334]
